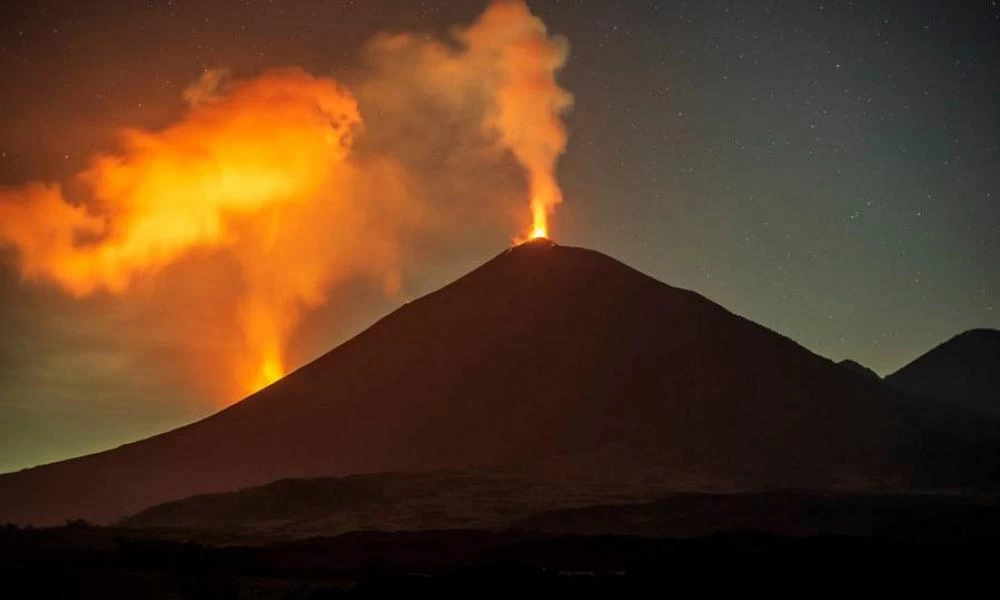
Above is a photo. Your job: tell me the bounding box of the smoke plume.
[0,0,571,397]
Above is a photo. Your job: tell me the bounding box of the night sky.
[1,0,998,473]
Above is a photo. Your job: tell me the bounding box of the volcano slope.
[1,239,995,525]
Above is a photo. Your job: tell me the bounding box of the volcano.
[0,239,996,525]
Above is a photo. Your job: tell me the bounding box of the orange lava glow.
[530,200,548,239]
[251,350,286,393]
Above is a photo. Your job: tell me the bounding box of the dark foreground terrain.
[4,491,999,597]
[2,527,996,598]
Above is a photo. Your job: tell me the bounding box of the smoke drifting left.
[0,1,571,397]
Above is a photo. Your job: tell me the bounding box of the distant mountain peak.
[887,328,1000,415]
[950,328,1000,345]
[838,359,880,381]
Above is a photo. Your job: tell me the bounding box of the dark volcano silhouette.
[887,329,1000,416]
[0,240,995,525]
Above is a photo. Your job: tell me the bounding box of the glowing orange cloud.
[0,1,570,399]
[1,68,368,392]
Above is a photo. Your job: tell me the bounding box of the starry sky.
[1,0,998,473]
